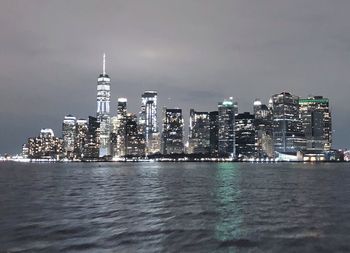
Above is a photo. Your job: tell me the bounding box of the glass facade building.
[235,112,255,158]
[112,98,128,158]
[254,103,274,158]
[162,108,184,154]
[97,54,111,157]
[75,119,88,159]
[209,111,219,155]
[218,97,236,157]
[299,96,332,151]
[62,115,76,159]
[271,92,305,153]
[188,109,210,154]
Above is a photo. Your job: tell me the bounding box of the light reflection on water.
[215,163,243,242]
[0,162,350,252]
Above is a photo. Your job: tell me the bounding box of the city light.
[18,57,343,163]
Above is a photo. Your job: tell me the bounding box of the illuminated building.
[139,91,158,153]
[209,111,219,154]
[112,98,128,158]
[22,144,29,158]
[125,113,145,156]
[162,108,184,154]
[233,101,238,116]
[27,129,64,159]
[218,97,236,157]
[299,96,332,150]
[148,132,161,154]
[253,99,262,115]
[188,109,210,154]
[271,92,305,153]
[235,112,255,159]
[62,115,76,159]
[75,119,88,159]
[83,116,100,159]
[254,103,274,158]
[96,53,111,157]
[110,116,118,157]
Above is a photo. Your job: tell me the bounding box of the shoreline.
[2,158,347,163]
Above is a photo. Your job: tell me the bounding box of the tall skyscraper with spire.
[97,53,111,157]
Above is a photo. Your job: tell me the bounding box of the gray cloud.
[0,0,350,153]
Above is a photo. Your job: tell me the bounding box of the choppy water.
[1,162,350,252]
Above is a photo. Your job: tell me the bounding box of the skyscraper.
[253,99,262,115]
[62,115,76,159]
[113,98,128,158]
[97,53,111,157]
[162,108,184,154]
[75,119,88,159]
[117,97,127,117]
[188,109,210,154]
[139,91,158,152]
[218,97,236,157]
[209,111,219,155]
[271,92,305,153]
[235,112,255,159]
[299,96,332,150]
[125,113,145,157]
[254,103,273,158]
[84,116,100,159]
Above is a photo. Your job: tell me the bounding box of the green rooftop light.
[299,98,329,104]
[222,101,233,106]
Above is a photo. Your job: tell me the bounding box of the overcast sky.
[1,0,350,153]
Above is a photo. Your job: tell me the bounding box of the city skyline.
[22,71,334,161]
[1,0,350,153]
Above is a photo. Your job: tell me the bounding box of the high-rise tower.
[139,91,158,151]
[218,97,236,157]
[271,92,305,153]
[97,53,111,157]
[188,109,210,154]
[161,108,184,154]
[62,115,76,159]
[299,96,332,151]
[113,98,128,158]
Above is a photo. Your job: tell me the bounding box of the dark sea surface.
[1,162,350,252]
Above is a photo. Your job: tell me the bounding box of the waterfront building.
[161,108,184,154]
[218,97,236,157]
[254,103,274,158]
[112,98,128,158]
[110,116,118,157]
[96,53,111,157]
[235,112,255,159]
[139,91,158,153]
[83,116,100,159]
[62,115,76,159]
[125,113,145,156]
[299,96,332,151]
[188,109,210,154]
[75,119,88,159]
[209,111,219,155]
[271,92,305,153]
[27,129,64,159]
[147,132,161,154]
[22,144,29,158]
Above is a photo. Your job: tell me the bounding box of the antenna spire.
[103,53,106,75]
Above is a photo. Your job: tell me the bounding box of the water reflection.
[215,163,243,242]
[1,163,350,252]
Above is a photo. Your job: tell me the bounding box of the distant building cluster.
[22,55,337,162]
